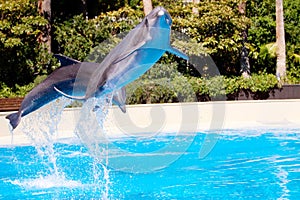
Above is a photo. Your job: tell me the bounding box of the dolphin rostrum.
[6,55,126,130]
[54,6,188,100]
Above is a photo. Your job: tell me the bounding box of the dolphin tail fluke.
[54,86,87,100]
[167,46,189,60]
[6,112,20,130]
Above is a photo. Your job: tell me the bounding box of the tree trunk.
[38,0,52,53]
[275,0,286,81]
[143,0,153,16]
[192,0,200,15]
[81,0,88,19]
[238,1,250,78]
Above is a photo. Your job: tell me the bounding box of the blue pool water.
[1,129,300,199]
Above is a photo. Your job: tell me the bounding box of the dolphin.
[54,6,188,100]
[54,54,127,112]
[6,55,126,130]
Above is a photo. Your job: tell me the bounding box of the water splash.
[21,97,72,175]
[15,95,113,198]
[14,98,87,197]
[9,174,83,190]
[74,96,112,199]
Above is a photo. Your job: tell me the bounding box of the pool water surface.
[1,129,300,199]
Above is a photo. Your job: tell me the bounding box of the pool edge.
[1,100,300,146]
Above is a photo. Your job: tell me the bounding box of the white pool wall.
[1,100,300,145]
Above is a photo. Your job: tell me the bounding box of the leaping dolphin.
[6,55,126,130]
[6,6,188,130]
[54,6,188,100]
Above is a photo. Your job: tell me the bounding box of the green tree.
[284,0,300,82]
[247,0,299,79]
[153,0,251,76]
[54,6,143,61]
[0,0,55,87]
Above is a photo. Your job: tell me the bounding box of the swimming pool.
[1,129,300,199]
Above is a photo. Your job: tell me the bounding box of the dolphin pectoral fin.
[112,87,126,113]
[54,54,80,67]
[167,46,189,60]
[54,86,87,100]
[118,105,126,113]
[6,112,20,130]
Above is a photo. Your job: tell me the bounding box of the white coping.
[1,100,300,146]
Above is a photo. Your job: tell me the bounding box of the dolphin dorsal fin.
[54,54,80,67]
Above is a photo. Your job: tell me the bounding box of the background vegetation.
[0,0,299,103]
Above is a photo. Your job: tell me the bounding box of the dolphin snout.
[158,10,164,16]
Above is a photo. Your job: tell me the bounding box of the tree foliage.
[1,0,300,100]
[54,6,143,61]
[247,0,300,77]
[153,0,251,76]
[0,0,58,88]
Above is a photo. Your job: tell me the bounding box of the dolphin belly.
[106,48,165,92]
[23,91,64,117]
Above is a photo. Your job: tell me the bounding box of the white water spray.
[74,96,112,199]
[22,97,71,175]
[15,95,113,198]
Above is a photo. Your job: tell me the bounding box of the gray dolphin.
[54,6,188,100]
[54,54,127,112]
[6,55,126,130]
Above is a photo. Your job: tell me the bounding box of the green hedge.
[125,64,279,104]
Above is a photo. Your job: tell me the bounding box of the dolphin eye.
[145,18,149,26]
